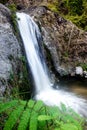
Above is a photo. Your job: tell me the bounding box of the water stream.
[17,12,87,117]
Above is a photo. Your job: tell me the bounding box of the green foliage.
[8,4,18,34]
[46,0,87,30]
[4,103,26,130]
[18,108,31,130]
[68,0,83,15]
[41,0,58,13]
[38,115,52,121]
[47,3,58,13]
[29,111,38,130]
[8,4,17,12]
[60,123,78,130]
[65,14,87,30]
[78,63,87,71]
[8,56,31,100]
[62,0,87,30]
[59,0,83,15]
[0,100,18,113]
[18,56,32,100]
[0,99,84,130]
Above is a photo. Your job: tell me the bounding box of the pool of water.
[58,77,87,99]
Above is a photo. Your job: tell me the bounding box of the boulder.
[76,66,83,75]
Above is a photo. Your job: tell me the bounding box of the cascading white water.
[16,12,51,93]
[17,12,87,117]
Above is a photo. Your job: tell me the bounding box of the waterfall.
[16,12,51,93]
[17,12,87,117]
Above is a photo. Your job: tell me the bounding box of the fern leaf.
[61,123,78,130]
[39,106,46,115]
[38,115,52,121]
[28,100,35,108]
[61,103,67,112]
[68,108,81,118]
[19,100,27,106]
[0,100,18,113]
[18,108,31,130]
[29,111,38,130]
[54,128,61,130]
[62,114,81,128]
[47,106,61,118]
[33,100,43,111]
[4,102,26,130]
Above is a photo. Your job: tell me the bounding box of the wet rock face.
[0,4,21,96]
[27,6,87,77]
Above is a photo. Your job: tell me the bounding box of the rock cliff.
[0,4,21,96]
[27,6,87,77]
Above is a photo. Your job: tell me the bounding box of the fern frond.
[28,100,35,108]
[29,111,38,130]
[19,100,27,106]
[0,100,18,113]
[0,99,84,130]
[33,100,43,111]
[62,114,81,128]
[38,115,52,121]
[47,106,61,118]
[4,102,26,130]
[54,127,61,130]
[18,108,31,130]
[60,123,79,130]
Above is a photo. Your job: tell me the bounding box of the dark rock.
[0,3,11,18]
[17,4,25,10]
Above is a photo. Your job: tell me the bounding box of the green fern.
[28,99,35,108]
[33,100,43,111]
[18,108,31,130]
[29,111,38,130]
[0,99,85,130]
[38,115,52,121]
[47,106,61,118]
[0,100,18,113]
[60,123,79,130]
[4,101,26,130]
